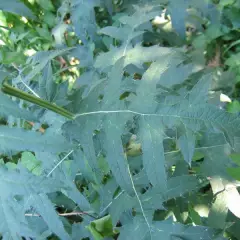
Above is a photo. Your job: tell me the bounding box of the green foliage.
[0,0,240,239]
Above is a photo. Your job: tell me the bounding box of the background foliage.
[1,0,240,239]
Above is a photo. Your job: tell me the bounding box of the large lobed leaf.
[0,0,239,239]
[119,217,224,240]
[0,0,34,18]
[0,166,74,239]
[0,126,73,153]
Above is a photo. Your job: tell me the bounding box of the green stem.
[1,78,75,120]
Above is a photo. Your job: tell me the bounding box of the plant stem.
[1,78,75,120]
